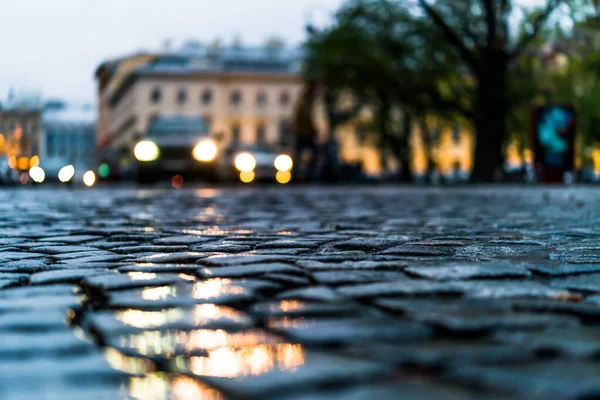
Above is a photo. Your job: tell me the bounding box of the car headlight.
[235,152,256,172]
[134,141,160,162]
[58,165,75,183]
[274,154,293,172]
[193,139,217,162]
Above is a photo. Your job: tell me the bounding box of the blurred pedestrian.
[291,81,319,181]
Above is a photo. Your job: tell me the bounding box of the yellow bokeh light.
[193,139,218,162]
[275,170,291,184]
[17,157,29,171]
[239,170,255,183]
[8,156,17,169]
[29,155,40,168]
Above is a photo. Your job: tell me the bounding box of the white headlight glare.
[134,141,160,162]
[235,153,256,172]
[58,165,75,183]
[193,139,218,162]
[274,154,293,172]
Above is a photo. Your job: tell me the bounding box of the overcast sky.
[0,0,345,105]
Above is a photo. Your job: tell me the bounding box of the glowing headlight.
[274,154,293,172]
[58,165,75,183]
[134,141,160,162]
[193,139,217,162]
[235,152,256,172]
[83,170,96,187]
[29,166,45,183]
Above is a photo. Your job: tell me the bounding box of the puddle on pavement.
[124,373,224,400]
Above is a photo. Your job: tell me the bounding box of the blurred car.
[215,143,294,184]
[133,115,217,183]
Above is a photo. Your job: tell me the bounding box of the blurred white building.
[40,101,96,174]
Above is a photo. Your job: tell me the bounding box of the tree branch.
[417,0,479,72]
[510,0,563,60]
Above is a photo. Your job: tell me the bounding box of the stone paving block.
[135,252,209,264]
[296,259,405,271]
[193,244,252,253]
[52,251,121,261]
[452,280,577,300]
[550,273,600,293]
[198,263,305,279]
[0,295,81,312]
[273,382,508,400]
[194,351,392,399]
[312,270,407,286]
[269,316,433,346]
[343,342,538,369]
[153,236,216,245]
[407,308,580,333]
[494,327,600,357]
[198,254,297,266]
[404,263,531,281]
[82,272,185,292]
[261,273,312,286]
[384,244,456,256]
[334,237,409,251]
[277,286,345,302]
[0,330,92,358]
[0,310,69,331]
[250,300,366,320]
[30,269,114,285]
[0,259,56,273]
[446,361,600,399]
[116,263,201,274]
[58,254,131,264]
[111,245,189,254]
[527,263,600,276]
[337,280,462,299]
[30,245,101,255]
[37,235,102,244]
[0,284,78,298]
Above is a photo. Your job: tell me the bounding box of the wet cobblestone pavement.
[3,185,600,399]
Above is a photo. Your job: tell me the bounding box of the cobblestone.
[2,185,600,399]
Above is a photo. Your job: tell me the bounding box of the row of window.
[150,87,292,107]
[228,120,291,145]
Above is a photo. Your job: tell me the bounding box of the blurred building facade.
[95,41,473,178]
[0,91,43,168]
[40,101,97,172]
[95,42,302,162]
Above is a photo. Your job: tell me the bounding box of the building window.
[230,90,242,106]
[279,119,290,145]
[231,124,241,145]
[177,89,187,105]
[150,87,161,104]
[256,91,267,107]
[201,89,213,105]
[47,132,55,156]
[279,91,291,106]
[256,124,266,144]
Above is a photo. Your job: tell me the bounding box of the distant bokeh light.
[17,157,29,171]
[83,170,96,187]
[29,166,45,183]
[172,174,184,188]
[98,163,110,178]
[29,155,40,168]
[58,165,75,183]
[276,170,292,184]
[239,171,255,183]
